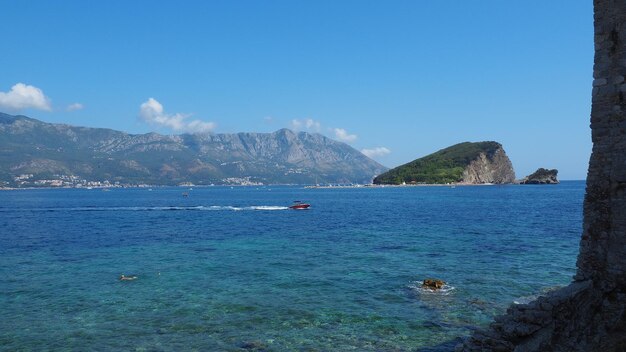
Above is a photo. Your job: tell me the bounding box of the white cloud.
[290,118,321,132]
[361,147,391,158]
[0,83,52,111]
[264,116,274,123]
[290,119,302,130]
[304,118,320,131]
[185,119,215,133]
[139,98,215,134]
[333,128,357,143]
[66,103,84,111]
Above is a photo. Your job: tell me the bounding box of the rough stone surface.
[423,279,445,290]
[519,168,559,184]
[459,1,626,350]
[461,147,516,184]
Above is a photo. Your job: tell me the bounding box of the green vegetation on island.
[373,141,506,184]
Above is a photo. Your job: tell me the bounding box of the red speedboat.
[289,201,310,210]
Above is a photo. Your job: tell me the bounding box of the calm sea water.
[0,182,584,351]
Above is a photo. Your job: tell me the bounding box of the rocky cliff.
[373,141,515,184]
[461,147,516,184]
[459,1,626,350]
[0,113,387,186]
[519,168,559,184]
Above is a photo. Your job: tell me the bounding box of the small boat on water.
[289,201,310,210]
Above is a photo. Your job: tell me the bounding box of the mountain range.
[0,112,387,187]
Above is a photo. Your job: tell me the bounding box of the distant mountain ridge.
[0,112,387,187]
[373,141,515,184]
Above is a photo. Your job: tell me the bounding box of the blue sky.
[1,1,593,179]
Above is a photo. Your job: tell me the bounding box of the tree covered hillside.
[373,141,504,184]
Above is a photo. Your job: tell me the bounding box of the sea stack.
[373,141,515,185]
[519,168,559,184]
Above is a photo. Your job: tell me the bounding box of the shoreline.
[0,180,583,191]
[306,183,503,189]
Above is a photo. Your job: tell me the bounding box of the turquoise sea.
[0,182,584,351]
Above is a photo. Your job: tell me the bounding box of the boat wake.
[20,205,291,212]
[247,206,290,211]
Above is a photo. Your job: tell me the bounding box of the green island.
[373,141,504,184]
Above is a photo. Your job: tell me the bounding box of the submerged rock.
[423,278,445,290]
[519,168,559,184]
[239,340,268,351]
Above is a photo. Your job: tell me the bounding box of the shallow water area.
[0,182,584,351]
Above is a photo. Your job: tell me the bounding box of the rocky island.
[519,168,559,184]
[373,141,515,185]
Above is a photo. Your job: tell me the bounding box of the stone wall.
[459,1,626,350]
